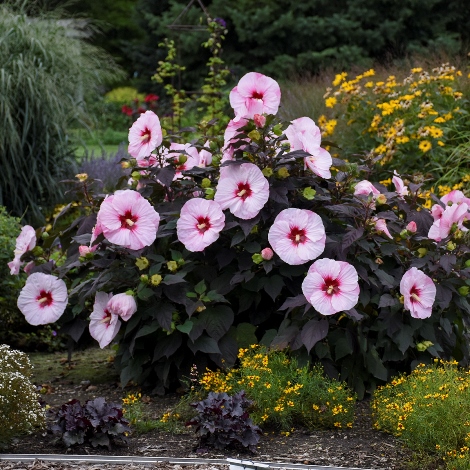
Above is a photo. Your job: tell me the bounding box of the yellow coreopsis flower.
[419,140,432,153]
[325,97,337,108]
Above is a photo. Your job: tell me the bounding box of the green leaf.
[134,323,160,340]
[137,287,154,301]
[188,335,220,354]
[186,292,197,298]
[235,323,258,348]
[366,347,388,381]
[194,280,206,295]
[176,319,193,334]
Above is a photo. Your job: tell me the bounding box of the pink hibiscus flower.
[214,163,269,220]
[177,199,225,252]
[354,180,381,197]
[400,267,436,319]
[199,141,212,167]
[17,273,68,325]
[372,217,393,239]
[392,171,409,197]
[96,190,160,250]
[229,72,281,121]
[89,292,121,349]
[441,190,470,207]
[106,292,137,321]
[285,117,332,179]
[428,202,469,241]
[268,208,326,265]
[128,110,163,160]
[302,258,360,316]
[8,225,36,275]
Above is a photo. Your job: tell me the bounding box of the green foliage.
[372,360,470,468]
[198,345,356,430]
[0,344,45,448]
[0,2,124,223]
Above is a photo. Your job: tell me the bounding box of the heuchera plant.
[49,397,130,449]
[10,71,470,398]
[186,390,262,452]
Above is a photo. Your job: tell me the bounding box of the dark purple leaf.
[300,319,329,353]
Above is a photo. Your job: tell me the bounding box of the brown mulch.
[1,379,436,470]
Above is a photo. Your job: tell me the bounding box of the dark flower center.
[252,91,264,100]
[140,128,151,143]
[288,227,306,245]
[120,210,138,230]
[236,182,252,200]
[36,290,53,307]
[322,278,340,296]
[410,286,421,303]
[196,216,211,233]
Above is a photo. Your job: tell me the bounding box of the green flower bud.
[416,342,427,352]
[376,194,387,205]
[140,274,149,284]
[131,171,141,180]
[135,257,149,270]
[201,178,211,188]
[177,258,185,266]
[31,246,43,256]
[252,253,263,264]
[466,260,470,268]
[277,167,290,179]
[399,229,408,239]
[262,167,273,178]
[302,187,316,200]
[446,241,456,251]
[205,187,215,200]
[41,232,50,240]
[150,274,163,286]
[248,130,261,141]
[458,286,469,296]
[125,289,135,296]
[417,248,428,258]
[178,155,188,164]
[167,261,178,272]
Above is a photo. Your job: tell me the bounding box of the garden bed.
[1,348,427,470]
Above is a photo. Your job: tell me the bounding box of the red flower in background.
[121,105,133,116]
[144,94,159,103]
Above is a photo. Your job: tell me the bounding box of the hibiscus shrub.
[11,72,470,398]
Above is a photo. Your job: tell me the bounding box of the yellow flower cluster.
[372,360,470,465]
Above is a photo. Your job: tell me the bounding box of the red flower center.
[322,278,340,296]
[140,128,151,143]
[196,216,211,234]
[102,309,112,326]
[235,182,252,201]
[251,91,264,100]
[36,290,53,307]
[288,227,306,245]
[409,286,421,303]
[120,210,138,230]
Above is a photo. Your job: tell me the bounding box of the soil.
[2,349,442,470]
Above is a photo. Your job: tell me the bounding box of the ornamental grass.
[372,360,470,469]
[199,345,356,431]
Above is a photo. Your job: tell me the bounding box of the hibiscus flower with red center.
[268,208,326,265]
[229,72,281,121]
[400,267,436,319]
[177,199,225,252]
[214,163,269,220]
[17,273,68,325]
[89,292,121,349]
[302,258,360,316]
[128,110,163,160]
[96,189,160,250]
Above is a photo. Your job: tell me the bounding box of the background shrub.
[0,344,45,448]
[0,2,124,224]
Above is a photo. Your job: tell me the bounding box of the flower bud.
[196,305,206,312]
[376,194,387,205]
[140,274,149,284]
[151,274,163,286]
[41,232,50,240]
[178,155,188,164]
[375,258,383,265]
[248,130,261,141]
[131,171,141,181]
[302,187,316,200]
[458,286,469,296]
[399,229,408,239]
[254,114,266,128]
[277,167,290,179]
[177,258,185,266]
[78,245,92,257]
[465,260,470,268]
[446,241,456,251]
[252,253,263,264]
[167,261,178,272]
[75,173,88,182]
[416,342,427,352]
[417,248,428,258]
[135,257,149,270]
[121,161,131,169]
[261,247,274,260]
[262,167,273,178]
[406,221,417,233]
[205,187,215,200]
[201,178,211,188]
